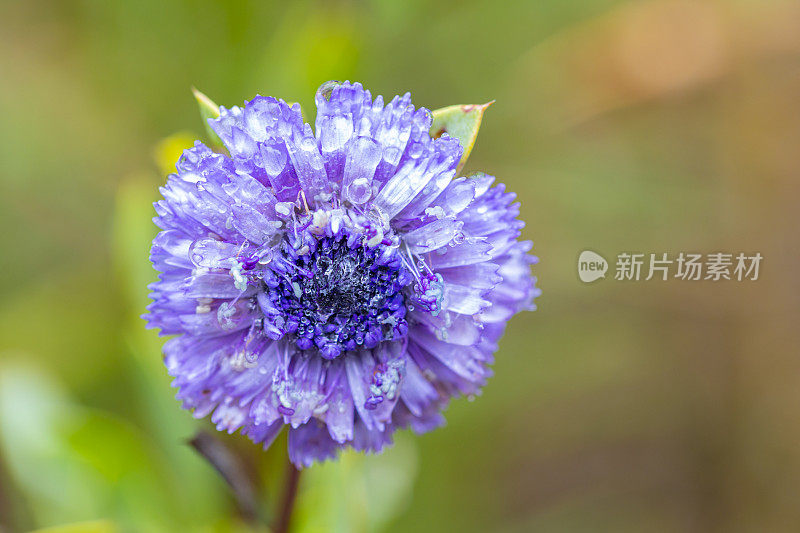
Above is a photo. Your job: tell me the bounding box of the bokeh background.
[1,0,799,531]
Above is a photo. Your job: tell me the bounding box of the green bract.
[191,87,223,149]
[430,102,493,174]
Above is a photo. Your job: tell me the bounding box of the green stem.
[274,462,302,533]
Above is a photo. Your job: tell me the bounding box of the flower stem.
[274,462,302,533]
[188,431,259,524]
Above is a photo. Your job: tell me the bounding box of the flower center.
[262,230,412,359]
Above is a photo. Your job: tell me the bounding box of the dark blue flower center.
[262,232,412,359]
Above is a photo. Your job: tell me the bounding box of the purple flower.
[146,81,539,468]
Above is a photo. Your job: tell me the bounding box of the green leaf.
[0,365,175,529]
[430,101,494,174]
[192,86,224,149]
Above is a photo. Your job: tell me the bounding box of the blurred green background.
[1,0,799,531]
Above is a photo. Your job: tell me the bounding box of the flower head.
[146,81,539,467]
